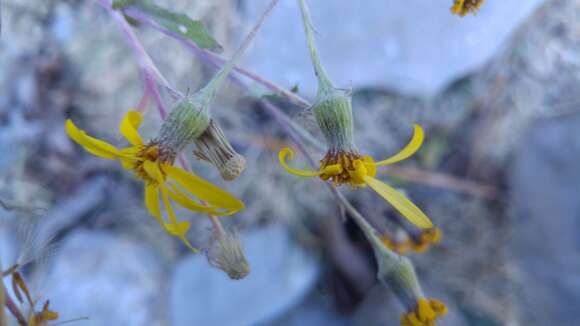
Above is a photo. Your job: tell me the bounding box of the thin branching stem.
[99,0,407,268]
[101,0,182,99]
[298,0,334,91]
[197,0,280,102]
[123,7,311,109]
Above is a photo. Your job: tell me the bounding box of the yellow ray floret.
[278,124,432,229]
[65,111,244,252]
[451,0,485,17]
[381,228,442,255]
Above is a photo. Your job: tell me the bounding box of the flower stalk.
[299,0,354,152]
[157,0,280,155]
[335,191,446,325]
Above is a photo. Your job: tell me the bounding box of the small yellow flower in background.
[400,298,447,326]
[9,270,59,326]
[381,228,442,255]
[451,0,485,16]
[279,124,433,229]
[29,300,59,326]
[65,111,244,252]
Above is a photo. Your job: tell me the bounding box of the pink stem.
[123,7,310,109]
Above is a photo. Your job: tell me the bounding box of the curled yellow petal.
[119,111,144,146]
[160,186,198,253]
[166,182,227,215]
[160,185,178,225]
[363,176,433,229]
[144,184,163,227]
[163,164,244,214]
[65,120,120,160]
[278,147,321,177]
[164,221,190,237]
[374,124,424,166]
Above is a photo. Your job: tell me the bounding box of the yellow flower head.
[287,0,433,229]
[400,298,447,326]
[65,111,244,252]
[279,124,433,229]
[451,0,485,16]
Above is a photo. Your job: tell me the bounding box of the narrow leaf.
[135,1,223,52]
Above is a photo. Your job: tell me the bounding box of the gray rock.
[509,112,580,326]
[269,297,350,326]
[43,230,165,326]
[242,0,545,97]
[0,214,17,269]
[169,226,320,326]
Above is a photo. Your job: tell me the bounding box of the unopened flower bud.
[194,119,246,181]
[376,251,423,308]
[374,241,447,325]
[207,231,249,280]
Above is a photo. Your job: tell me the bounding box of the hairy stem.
[298,0,334,92]
[123,7,311,109]
[197,0,280,103]
[101,0,181,99]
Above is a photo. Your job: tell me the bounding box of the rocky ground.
[1,0,580,325]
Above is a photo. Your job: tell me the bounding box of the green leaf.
[132,1,223,52]
[112,0,136,10]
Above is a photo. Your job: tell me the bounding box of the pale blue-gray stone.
[242,0,545,97]
[509,112,580,325]
[170,226,319,326]
[43,230,165,326]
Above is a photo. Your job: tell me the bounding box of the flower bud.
[194,119,246,181]
[158,95,211,154]
[375,246,447,325]
[207,231,250,280]
[312,87,356,152]
[376,253,424,308]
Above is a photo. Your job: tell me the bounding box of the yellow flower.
[451,0,485,16]
[381,228,442,255]
[65,111,244,251]
[400,298,447,326]
[279,124,432,229]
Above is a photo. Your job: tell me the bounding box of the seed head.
[194,120,246,181]
[207,231,250,280]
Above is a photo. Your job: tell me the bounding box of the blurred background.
[1,0,579,325]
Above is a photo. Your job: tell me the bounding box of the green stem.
[298,0,334,92]
[197,0,280,104]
